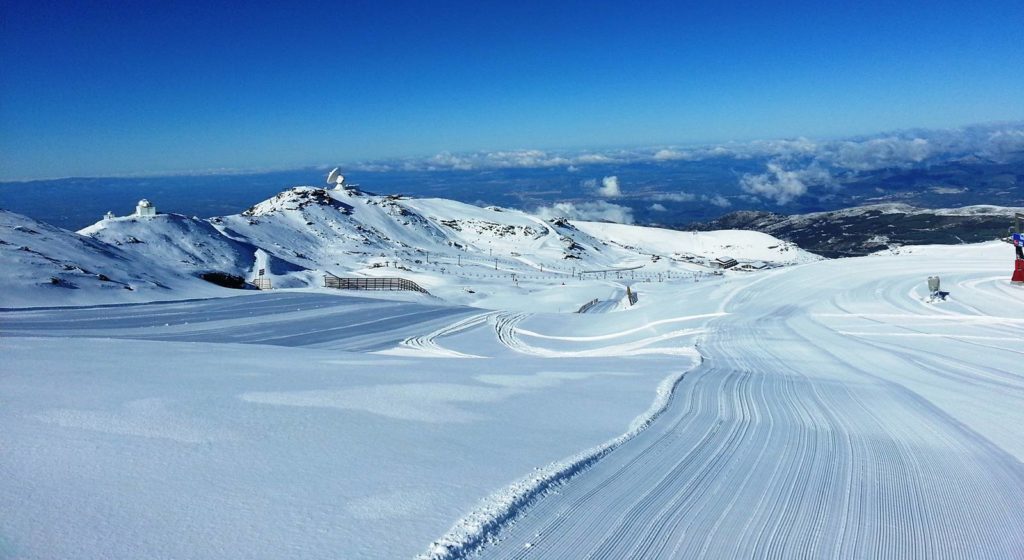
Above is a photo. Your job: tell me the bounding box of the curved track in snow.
[452,252,1024,559]
[400,311,496,357]
[491,311,701,358]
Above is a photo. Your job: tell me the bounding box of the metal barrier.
[323,275,430,294]
[252,278,272,290]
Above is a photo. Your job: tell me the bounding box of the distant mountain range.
[687,204,1023,258]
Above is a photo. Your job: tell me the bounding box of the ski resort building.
[715,256,738,269]
[135,199,156,217]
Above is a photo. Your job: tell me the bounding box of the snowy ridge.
[3,184,815,308]
[419,354,702,560]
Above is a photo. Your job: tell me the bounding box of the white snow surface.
[571,221,807,264]
[2,188,1023,559]
[1,294,697,559]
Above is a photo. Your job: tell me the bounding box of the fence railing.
[323,275,430,294]
[252,278,272,290]
[577,298,599,313]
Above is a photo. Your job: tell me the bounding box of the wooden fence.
[323,275,430,294]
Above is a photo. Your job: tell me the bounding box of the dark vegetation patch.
[199,271,249,289]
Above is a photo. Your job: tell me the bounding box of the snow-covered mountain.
[2,184,816,308]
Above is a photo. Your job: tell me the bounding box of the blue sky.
[1,0,1022,180]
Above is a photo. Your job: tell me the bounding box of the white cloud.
[534,201,634,224]
[427,151,475,171]
[649,203,668,212]
[485,149,571,168]
[980,129,1024,161]
[575,154,613,164]
[648,192,697,202]
[745,137,819,159]
[740,162,833,205]
[349,162,394,173]
[363,122,1023,177]
[410,149,575,171]
[703,194,732,208]
[598,176,621,197]
[829,137,930,171]
[653,149,694,161]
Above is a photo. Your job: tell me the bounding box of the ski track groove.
[400,311,495,357]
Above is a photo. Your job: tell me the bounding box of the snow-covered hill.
[0,209,228,307]
[79,212,259,274]
[1,185,816,308]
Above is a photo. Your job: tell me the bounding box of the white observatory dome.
[135,199,156,217]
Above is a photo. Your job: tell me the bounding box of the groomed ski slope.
[0,292,697,559]
[1,241,1022,559]
[434,241,1024,560]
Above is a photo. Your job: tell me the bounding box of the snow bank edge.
[417,351,703,560]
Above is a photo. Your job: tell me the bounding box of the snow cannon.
[925,275,947,303]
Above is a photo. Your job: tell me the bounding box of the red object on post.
[1013,259,1024,284]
